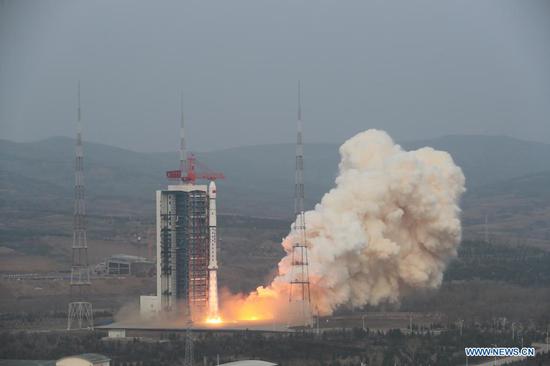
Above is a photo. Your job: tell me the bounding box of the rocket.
[208,180,219,318]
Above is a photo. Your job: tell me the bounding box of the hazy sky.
[1,0,549,152]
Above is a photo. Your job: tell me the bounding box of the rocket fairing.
[208,181,219,317]
[208,181,218,270]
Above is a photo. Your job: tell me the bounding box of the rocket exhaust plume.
[217,129,465,323]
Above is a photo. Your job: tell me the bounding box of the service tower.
[156,98,223,321]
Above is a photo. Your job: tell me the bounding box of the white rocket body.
[208,181,219,318]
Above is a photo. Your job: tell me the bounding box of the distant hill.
[402,134,550,188]
[471,170,550,200]
[2,134,550,218]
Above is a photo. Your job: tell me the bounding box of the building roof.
[166,184,207,192]
[0,361,55,366]
[108,254,150,263]
[0,355,110,366]
[219,361,277,366]
[58,354,110,364]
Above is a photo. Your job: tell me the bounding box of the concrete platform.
[97,320,294,335]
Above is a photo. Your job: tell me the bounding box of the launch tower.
[156,98,223,321]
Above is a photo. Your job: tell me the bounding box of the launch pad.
[98,320,295,339]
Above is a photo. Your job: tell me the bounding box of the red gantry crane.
[166,153,224,183]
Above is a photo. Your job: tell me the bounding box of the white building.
[56,354,110,366]
[0,354,110,366]
[139,295,160,319]
[219,361,277,366]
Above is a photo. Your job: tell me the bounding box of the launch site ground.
[1,206,550,324]
[97,321,295,333]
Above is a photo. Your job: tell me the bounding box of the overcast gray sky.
[1,0,549,152]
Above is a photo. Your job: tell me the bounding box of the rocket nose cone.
[209,181,217,196]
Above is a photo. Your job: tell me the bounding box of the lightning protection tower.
[183,327,194,366]
[289,81,312,325]
[68,82,94,330]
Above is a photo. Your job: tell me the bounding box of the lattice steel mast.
[289,81,311,324]
[180,92,187,179]
[68,81,93,330]
[183,328,194,366]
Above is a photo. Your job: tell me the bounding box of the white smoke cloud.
[274,129,466,315]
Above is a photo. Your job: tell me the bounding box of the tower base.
[67,301,94,330]
[287,299,313,328]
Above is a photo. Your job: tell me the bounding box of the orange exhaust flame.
[205,316,223,325]
[198,240,322,328]
[206,281,313,326]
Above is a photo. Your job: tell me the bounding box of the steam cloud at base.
[218,129,466,322]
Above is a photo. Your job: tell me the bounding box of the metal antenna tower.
[68,81,93,330]
[289,81,311,325]
[484,214,489,243]
[183,327,194,366]
[180,92,187,180]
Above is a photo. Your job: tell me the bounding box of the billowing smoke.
[221,129,465,321]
